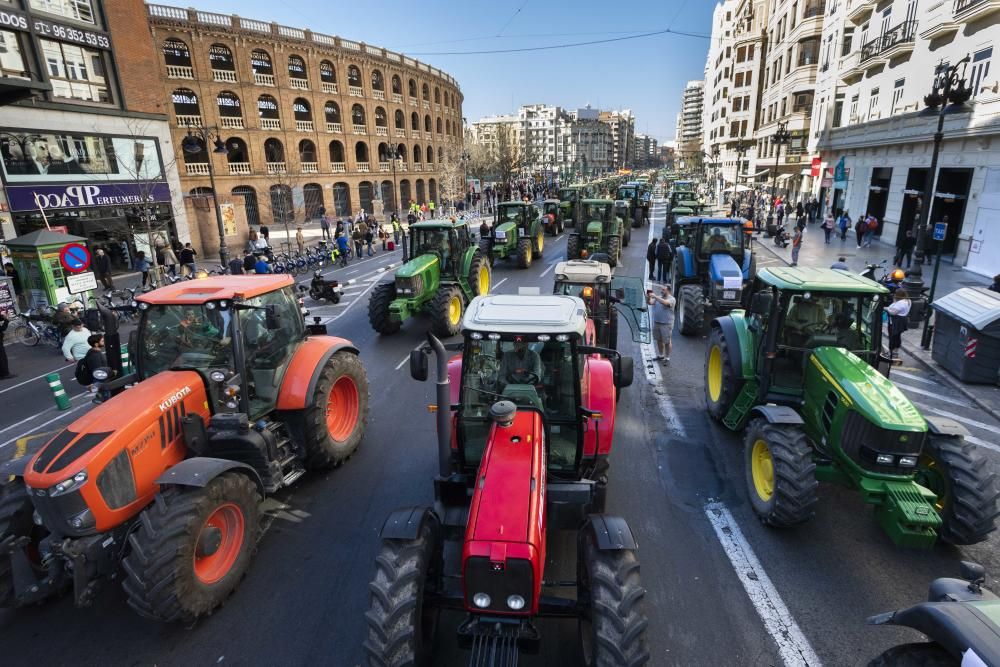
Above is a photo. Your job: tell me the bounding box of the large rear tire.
[0,482,56,608]
[606,236,621,269]
[534,227,545,259]
[915,435,1000,545]
[364,518,440,667]
[430,285,464,337]
[567,234,581,260]
[705,325,744,422]
[579,528,649,667]
[467,253,491,297]
[677,285,705,336]
[743,419,818,528]
[301,350,369,469]
[622,224,631,248]
[369,282,401,335]
[479,237,494,267]
[122,473,260,622]
[868,642,954,667]
[517,237,533,269]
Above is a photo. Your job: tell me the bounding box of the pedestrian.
[133,251,152,289]
[429,200,435,218]
[0,311,14,379]
[790,226,803,266]
[53,302,75,337]
[93,248,114,289]
[243,252,256,273]
[886,289,912,358]
[863,213,878,247]
[352,223,364,258]
[855,217,867,248]
[391,213,401,246]
[776,202,785,226]
[821,213,835,244]
[796,201,804,221]
[989,273,1000,293]
[365,225,375,257]
[295,226,306,254]
[76,333,107,392]
[656,236,673,283]
[830,256,849,270]
[259,224,270,246]
[336,232,350,267]
[179,242,197,276]
[647,285,675,363]
[480,220,490,238]
[646,238,657,280]
[895,230,917,268]
[62,318,91,362]
[838,210,851,241]
[228,255,244,275]
[320,213,331,240]
[254,255,271,274]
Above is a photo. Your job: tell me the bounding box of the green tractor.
[706,267,999,548]
[566,199,627,268]
[616,182,650,228]
[481,201,545,269]
[368,220,491,337]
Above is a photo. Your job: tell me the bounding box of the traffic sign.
[59,243,90,273]
[66,271,98,294]
[933,222,948,241]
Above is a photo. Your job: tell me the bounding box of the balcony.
[330,162,346,173]
[422,101,430,110]
[213,69,237,83]
[790,9,824,40]
[395,128,406,138]
[186,162,210,176]
[296,120,315,132]
[254,73,275,86]
[409,96,417,106]
[176,114,202,127]
[411,130,420,139]
[379,162,390,172]
[357,162,370,172]
[860,20,917,68]
[435,103,441,112]
[784,62,818,93]
[373,89,385,100]
[846,0,876,24]
[167,65,194,79]
[300,161,318,173]
[228,162,251,175]
[289,78,309,90]
[954,0,1000,20]
[349,85,363,97]
[425,132,432,140]
[353,124,367,134]
[412,164,421,172]
[266,162,287,174]
[220,116,244,129]
[260,118,281,130]
[375,126,388,136]
[393,93,403,103]
[839,51,863,82]
[322,82,338,94]
[326,122,343,133]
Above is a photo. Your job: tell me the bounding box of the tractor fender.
[275,336,360,411]
[675,245,695,279]
[924,416,969,438]
[0,454,30,478]
[712,314,754,379]
[584,514,638,551]
[379,506,440,540]
[459,247,477,278]
[750,405,804,425]
[582,356,616,457]
[156,456,264,497]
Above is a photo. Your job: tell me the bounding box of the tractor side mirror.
[614,356,634,388]
[876,351,893,378]
[264,304,281,330]
[410,348,429,382]
[750,292,773,316]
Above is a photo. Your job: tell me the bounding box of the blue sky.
[183,0,716,143]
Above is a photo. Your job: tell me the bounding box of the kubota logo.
[159,386,192,412]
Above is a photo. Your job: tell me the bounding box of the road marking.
[539,262,558,278]
[965,435,1000,454]
[493,277,508,291]
[394,354,410,371]
[915,404,1000,437]
[0,364,75,396]
[893,381,966,407]
[705,502,822,667]
[0,401,89,450]
[891,370,938,386]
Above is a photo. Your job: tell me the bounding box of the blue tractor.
[671,216,756,335]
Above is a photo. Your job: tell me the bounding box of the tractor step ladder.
[723,380,759,431]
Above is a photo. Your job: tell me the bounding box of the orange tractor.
[0,275,368,621]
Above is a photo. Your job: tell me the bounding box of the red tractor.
[364,293,647,665]
[0,276,369,621]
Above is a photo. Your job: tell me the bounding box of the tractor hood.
[494,221,518,238]
[709,253,742,284]
[585,221,603,235]
[396,252,439,279]
[807,347,927,430]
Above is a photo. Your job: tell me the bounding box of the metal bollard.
[120,343,131,375]
[47,372,71,410]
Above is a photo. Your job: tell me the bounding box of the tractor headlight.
[137,301,149,311]
[51,470,88,497]
[876,454,895,465]
[898,456,918,467]
[209,370,227,383]
[506,595,526,611]
[469,332,482,340]
[472,593,492,609]
[205,301,216,310]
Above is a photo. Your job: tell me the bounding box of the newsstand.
[930,287,1000,385]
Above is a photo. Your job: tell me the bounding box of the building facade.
[0,0,188,274]
[598,109,635,170]
[677,81,705,169]
[633,133,659,168]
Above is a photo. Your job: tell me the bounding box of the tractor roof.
[542,198,560,204]
[498,200,532,207]
[136,275,294,305]
[581,198,613,205]
[553,260,613,284]
[674,216,743,226]
[410,220,468,230]
[759,267,890,293]
[463,294,587,337]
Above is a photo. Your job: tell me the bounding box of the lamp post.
[383,141,406,261]
[712,146,721,209]
[767,122,792,224]
[181,122,230,267]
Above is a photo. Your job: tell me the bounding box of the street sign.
[66,271,97,294]
[933,222,948,241]
[59,243,90,273]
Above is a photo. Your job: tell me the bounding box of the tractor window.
[701,225,742,254]
[460,337,579,472]
[412,228,447,255]
[239,287,304,416]
[140,304,232,376]
[581,203,609,221]
[498,207,523,225]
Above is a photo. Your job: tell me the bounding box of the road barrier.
[47,372,70,410]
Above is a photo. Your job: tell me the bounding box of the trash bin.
[930,287,1000,384]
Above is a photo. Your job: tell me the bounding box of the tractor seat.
[502,384,544,413]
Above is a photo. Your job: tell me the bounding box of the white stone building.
[677,81,705,169]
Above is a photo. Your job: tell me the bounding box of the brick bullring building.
[146,4,463,253]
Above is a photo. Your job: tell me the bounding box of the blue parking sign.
[933,222,947,241]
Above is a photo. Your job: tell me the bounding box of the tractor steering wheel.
[507,369,540,385]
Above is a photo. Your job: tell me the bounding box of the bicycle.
[12,311,62,347]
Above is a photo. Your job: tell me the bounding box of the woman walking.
[821,213,835,244]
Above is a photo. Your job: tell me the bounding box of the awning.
[724,184,752,193]
[751,168,770,178]
[776,174,793,183]
[800,168,812,176]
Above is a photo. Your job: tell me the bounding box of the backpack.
[74,356,92,386]
[867,216,878,230]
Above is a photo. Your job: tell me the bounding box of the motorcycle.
[773,225,790,248]
[308,269,342,303]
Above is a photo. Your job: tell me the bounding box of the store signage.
[32,18,111,50]
[833,157,847,182]
[0,8,29,31]
[810,157,822,178]
[0,275,17,317]
[5,182,171,211]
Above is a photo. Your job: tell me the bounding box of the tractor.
[705,267,999,548]
[540,199,564,235]
[481,201,545,269]
[369,219,491,338]
[566,199,627,268]
[616,182,649,228]
[364,294,645,666]
[0,275,369,620]
[557,185,583,228]
[672,216,756,335]
[552,259,650,352]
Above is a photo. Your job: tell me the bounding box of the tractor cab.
[485,202,545,268]
[675,217,751,293]
[552,260,650,349]
[407,220,473,276]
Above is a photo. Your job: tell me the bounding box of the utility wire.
[495,0,531,37]
[407,27,710,56]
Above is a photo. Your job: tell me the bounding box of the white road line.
[705,502,822,667]
[965,435,1000,454]
[891,370,938,386]
[915,404,1000,437]
[395,354,410,371]
[539,262,558,278]
[893,381,966,407]
[0,364,74,395]
[0,401,89,450]
[0,391,88,437]
[329,273,393,322]
[493,277,508,291]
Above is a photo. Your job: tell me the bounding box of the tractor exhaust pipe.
[427,333,452,479]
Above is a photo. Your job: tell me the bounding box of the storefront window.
[29,0,96,25]
[0,30,29,79]
[40,38,110,104]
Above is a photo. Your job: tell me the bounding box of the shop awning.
[776,174,793,183]
[800,168,813,176]
[750,169,771,178]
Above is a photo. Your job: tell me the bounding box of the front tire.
[301,350,369,469]
[122,473,261,622]
[868,642,955,667]
[622,224,631,248]
[534,228,544,259]
[517,237,533,269]
[0,482,57,608]
[479,237,494,267]
[467,253,491,296]
[369,282,401,335]
[705,325,744,422]
[915,435,1000,545]
[430,285,464,337]
[743,419,818,528]
[606,236,621,268]
[13,324,39,347]
[567,234,581,260]
[677,285,705,336]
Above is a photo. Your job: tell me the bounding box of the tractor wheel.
[467,254,492,297]
[364,518,441,667]
[121,472,260,622]
[622,224,630,248]
[369,282,401,335]
[868,642,954,667]
[632,208,642,229]
[677,285,705,336]
[606,236,621,269]
[578,529,649,667]
[517,238,533,269]
[915,435,1000,545]
[705,326,744,422]
[479,237,494,267]
[534,228,545,259]
[0,482,56,608]
[301,350,369,469]
[743,419,818,528]
[567,235,581,261]
[430,285,465,337]
[308,285,322,301]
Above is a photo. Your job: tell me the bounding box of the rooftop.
[463,294,588,336]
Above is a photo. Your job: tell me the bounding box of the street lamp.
[769,121,792,212]
[382,140,407,260]
[181,122,230,267]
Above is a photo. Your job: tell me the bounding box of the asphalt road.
[2,198,1000,666]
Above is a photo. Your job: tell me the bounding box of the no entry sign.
[59,243,90,273]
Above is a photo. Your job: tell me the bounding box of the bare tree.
[261,143,307,253]
[437,143,466,212]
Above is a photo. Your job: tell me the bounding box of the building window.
[868,87,879,117]
[0,30,29,79]
[209,44,235,71]
[841,27,854,57]
[970,47,992,99]
[29,0,96,25]
[849,94,859,120]
[891,79,905,110]
[40,39,110,103]
[833,93,844,127]
[162,39,191,69]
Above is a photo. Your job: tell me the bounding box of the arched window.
[421,82,429,101]
[355,141,369,164]
[347,65,362,87]
[332,182,351,216]
[391,75,402,95]
[371,69,384,91]
[438,146,443,164]
[394,109,404,129]
[162,39,192,69]
[446,119,451,136]
[288,55,307,81]
[263,137,284,163]
[172,88,199,118]
[269,184,293,223]
[374,107,387,127]
[416,179,425,203]
[396,143,407,163]
[381,180,395,211]
[424,114,431,132]
[413,145,422,164]
[410,111,419,130]
[434,87,440,104]
[325,101,341,123]
[399,179,411,206]
[436,117,442,134]
[408,78,417,98]
[217,91,241,118]
[209,44,235,72]
[182,136,206,164]
[320,60,336,83]
[225,137,249,163]
[359,181,374,214]
[425,145,433,164]
[293,98,312,121]
[232,185,260,226]
[303,183,324,219]
[352,104,366,127]
[329,140,345,162]
[250,49,273,75]
[299,139,316,162]
[429,178,437,202]
[257,94,279,119]
[443,91,449,108]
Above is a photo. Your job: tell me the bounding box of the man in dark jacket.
[93,248,113,289]
[656,237,673,283]
[647,238,657,280]
[894,230,917,268]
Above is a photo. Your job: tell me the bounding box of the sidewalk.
[753,225,1000,415]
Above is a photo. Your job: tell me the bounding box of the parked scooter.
[773,225,790,248]
[308,269,342,303]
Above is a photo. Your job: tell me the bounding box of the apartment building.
[677,81,705,168]
[633,133,659,168]
[599,109,636,169]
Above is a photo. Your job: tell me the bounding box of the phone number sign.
[33,18,111,50]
